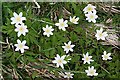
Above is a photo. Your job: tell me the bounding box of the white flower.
[11,12,26,25]
[15,23,28,37]
[14,39,29,53]
[52,54,67,69]
[102,51,112,60]
[43,25,54,37]
[70,16,79,24]
[85,12,98,23]
[62,41,75,53]
[82,52,94,64]
[85,66,98,76]
[55,18,68,31]
[95,27,108,40]
[64,72,74,79]
[83,4,96,13]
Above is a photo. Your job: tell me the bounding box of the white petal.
[59,18,63,23]
[24,46,29,49]
[64,20,68,23]
[52,60,56,63]
[63,60,67,64]
[91,66,94,70]
[71,45,75,47]
[94,73,98,76]
[60,64,64,69]
[14,44,18,47]
[47,34,50,37]
[55,23,59,26]
[46,25,49,28]
[62,27,66,31]
[15,28,18,32]
[10,17,14,20]
[66,50,69,53]
[56,63,60,67]
[56,54,60,59]
[92,19,96,23]
[11,22,15,24]
[65,24,68,27]
[85,70,88,73]
[17,39,21,44]
[19,12,23,17]
[22,40,26,45]
[70,49,73,52]
[15,48,19,51]
[61,55,66,59]
[21,17,26,20]
[97,37,100,40]
[100,27,103,32]
[76,17,79,21]
[20,49,24,53]
[101,37,105,40]
[103,32,108,37]
[107,53,111,56]
[43,32,47,36]
[17,32,21,37]
[62,46,65,48]
[13,12,18,17]
[68,41,71,45]
[43,27,46,31]
[108,57,112,60]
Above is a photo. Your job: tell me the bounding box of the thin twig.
[33,0,40,8]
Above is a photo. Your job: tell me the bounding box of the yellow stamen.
[90,70,94,75]
[19,44,23,48]
[45,29,50,33]
[66,45,71,49]
[58,59,62,64]
[19,27,24,32]
[104,55,108,59]
[87,7,92,12]
[90,15,94,19]
[99,33,103,37]
[67,74,71,77]
[16,17,21,22]
[60,23,64,27]
[86,57,89,61]
[72,19,76,22]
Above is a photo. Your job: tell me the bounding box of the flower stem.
[100,66,110,74]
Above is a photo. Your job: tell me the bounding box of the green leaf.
[71,54,80,63]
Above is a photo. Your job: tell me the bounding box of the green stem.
[30,18,55,25]
[100,66,110,74]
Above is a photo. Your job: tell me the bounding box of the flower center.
[58,59,62,64]
[99,33,103,37]
[60,22,65,27]
[87,7,92,12]
[86,57,89,61]
[90,15,94,19]
[67,74,71,77]
[19,44,23,49]
[16,16,21,22]
[104,55,108,59]
[19,27,24,32]
[72,19,76,22]
[90,70,94,75]
[45,29,50,33]
[66,45,71,49]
